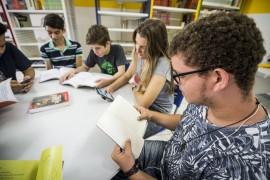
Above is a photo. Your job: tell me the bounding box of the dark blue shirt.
[0,42,32,80]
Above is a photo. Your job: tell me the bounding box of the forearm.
[23,67,35,79]
[129,170,156,180]
[74,64,89,74]
[149,110,181,131]
[110,73,130,92]
[76,56,83,67]
[133,92,153,108]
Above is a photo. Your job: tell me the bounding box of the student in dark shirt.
[60,24,127,88]
[0,23,35,93]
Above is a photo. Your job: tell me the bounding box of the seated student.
[60,24,127,88]
[0,23,35,94]
[40,13,83,70]
[105,18,174,138]
[111,12,270,179]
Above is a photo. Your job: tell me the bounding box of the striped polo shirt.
[40,37,83,69]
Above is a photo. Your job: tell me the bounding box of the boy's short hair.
[86,25,110,46]
[43,13,65,30]
[0,23,7,36]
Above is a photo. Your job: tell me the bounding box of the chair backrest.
[173,85,184,114]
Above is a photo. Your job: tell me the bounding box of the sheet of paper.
[0,78,18,107]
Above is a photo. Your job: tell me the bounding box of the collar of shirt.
[48,37,71,52]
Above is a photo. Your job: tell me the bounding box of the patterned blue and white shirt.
[162,104,270,179]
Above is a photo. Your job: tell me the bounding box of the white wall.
[74,7,96,60]
[248,14,270,63]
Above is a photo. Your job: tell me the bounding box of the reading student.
[60,25,127,88]
[40,13,83,70]
[0,23,35,93]
[111,12,270,179]
[106,18,174,138]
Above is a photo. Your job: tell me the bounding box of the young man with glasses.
[111,12,270,179]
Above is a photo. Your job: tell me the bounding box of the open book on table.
[40,67,111,88]
[97,95,147,158]
[0,78,18,108]
[0,145,63,180]
[61,72,111,88]
[39,67,72,83]
[29,91,69,114]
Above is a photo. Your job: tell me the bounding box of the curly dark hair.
[169,12,266,96]
[86,24,110,46]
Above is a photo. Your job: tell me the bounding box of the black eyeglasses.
[173,68,211,84]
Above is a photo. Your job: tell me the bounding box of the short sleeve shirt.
[0,42,32,80]
[134,57,173,113]
[40,38,83,69]
[85,44,127,75]
[162,104,270,179]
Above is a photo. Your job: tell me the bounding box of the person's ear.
[212,68,229,93]
[106,41,110,47]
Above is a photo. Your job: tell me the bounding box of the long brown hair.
[132,18,174,93]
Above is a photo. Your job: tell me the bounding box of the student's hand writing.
[60,70,75,84]
[111,139,136,173]
[134,105,153,120]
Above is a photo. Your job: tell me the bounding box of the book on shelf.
[0,78,18,108]
[29,91,69,113]
[0,145,63,180]
[43,0,63,10]
[97,95,147,158]
[39,68,112,88]
[13,13,28,27]
[6,0,27,10]
[25,0,35,10]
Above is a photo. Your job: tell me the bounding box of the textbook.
[0,145,63,180]
[97,95,147,158]
[61,72,109,88]
[39,67,73,82]
[29,91,69,113]
[39,68,111,88]
[0,78,18,108]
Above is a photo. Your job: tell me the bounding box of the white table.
[0,77,134,179]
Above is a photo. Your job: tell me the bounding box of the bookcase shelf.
[2,0,77,68]
[152,6,197,13]
[201,2,240,10]
[198,0,243,17]
[0,2,16,45]
[95,0,151,62]
[97,11,148,17]
[6,10,65,14]
[152,0,201,43]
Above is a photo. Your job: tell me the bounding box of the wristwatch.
[123,160,140,177]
